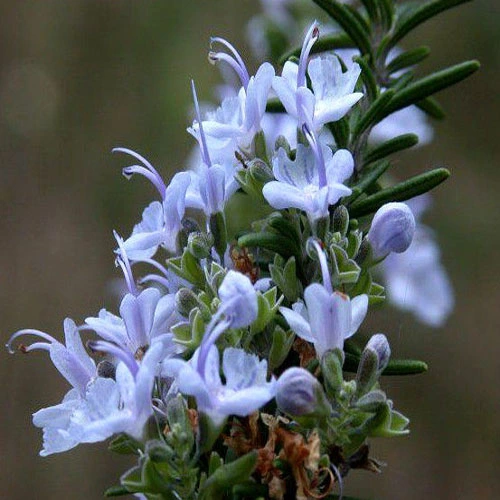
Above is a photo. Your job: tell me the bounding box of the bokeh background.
[1,1,498,499]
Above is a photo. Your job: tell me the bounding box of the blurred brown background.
[0,1,498,499]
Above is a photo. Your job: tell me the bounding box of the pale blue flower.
[163,270,264,425]
[122,171,191,257]
[262,142,353,221]
[280,285,368,358]
[7,318,95,396]
[32,378,117,456]
[34,337,171,455]
[272,22,363,131]
[113,148,190,257]
[191,38,275,163]
[7,318,97,455]
[382,197,454,327]
[367,202,416,258]
[279,240,368,357]
[85,234,180,361]
[185,81,236,217]
[85,288,178,358]
[71,339,168,442]
[164,346,276,426]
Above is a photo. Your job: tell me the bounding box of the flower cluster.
[8,0,477,497]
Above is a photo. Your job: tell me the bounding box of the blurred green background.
[1,1,498,499]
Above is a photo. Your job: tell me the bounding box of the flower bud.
[175,288,199,317]
[332,205,349,236]
[188,231,214,259]
[365,333,391,373]
[248,159,274,184]
[320,348,344,397]
[209,211,227,259]
[356,333,391,396]
[276,367,324,416]
[218,270,258,328]
[367,202,415,258]
[355,389,387,412]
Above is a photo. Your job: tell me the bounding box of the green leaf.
[389,71,414,92]
[312,0,372,55]
[208,452,224,476]
[104,485,131,497]
[349,168,450,217]
[359,0,380,21]
[344,352,428,375]
[344,338,362,357]
[376,0,394,29]
[383,60,480,117]
[199,451,258,499]
[278,32,355,65]
[382,358,428,375]
[390,0,474,48]
[269,326,295,371]
[238,232,298,260]
[250,288,282,336]
[209,211,227,260]
[352,89,394,137]
[108,434,142,455]
[366,403,410,437]
[363,134,418,165]
[266,212,301,245]
[416,96,446,119]
[328,115,351,149]
[344,3,371,34]
[386,46,430,74]
[352,55,379,102]
[368,282,385,305]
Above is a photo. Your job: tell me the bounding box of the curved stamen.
[297,21,320,88]
[210,37,248,79]
[112,147,166,198]
[138,274,172,290]
[140,258,170,278]
[122,165,166,197]
[302,124,327,188]
[88,340,138,378]
[208,52,250,89]
[6,329,58,354]
[191,80,212,167]
[308,238,333,294]
[114,231,138,296]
